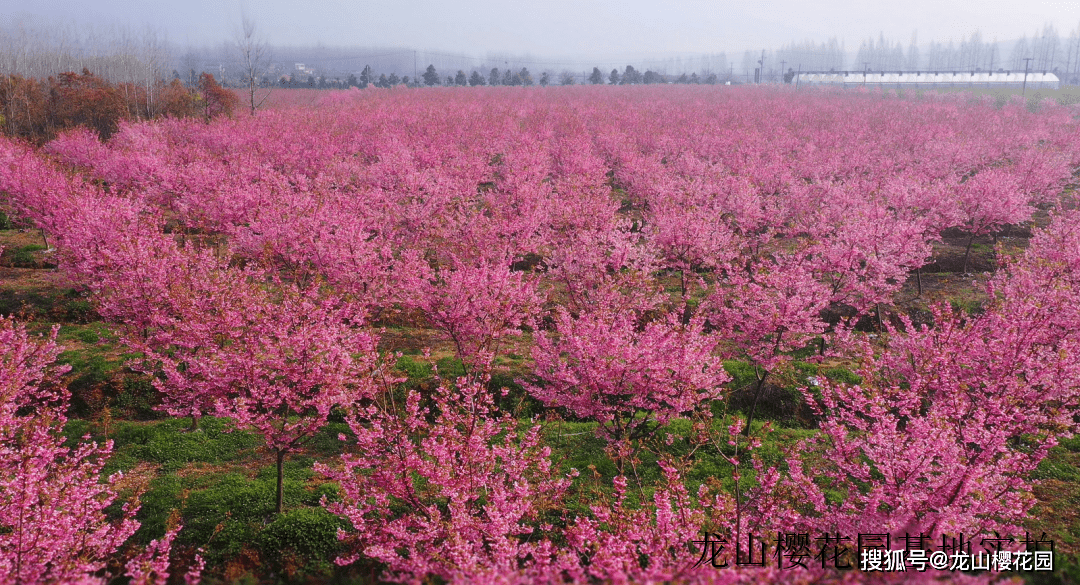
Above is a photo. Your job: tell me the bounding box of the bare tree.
[237,12,270,115]
[136,27,169,119]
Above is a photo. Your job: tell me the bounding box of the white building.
[794,71,1059,90]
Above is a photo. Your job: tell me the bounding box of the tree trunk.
[963,235,975,274]
[742,372,768,436]
[276,450,285,514]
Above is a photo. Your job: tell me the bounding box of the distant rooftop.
[794,71,1059,89]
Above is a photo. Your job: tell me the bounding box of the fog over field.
[5,0,1080,82]
[6,0,1078,56]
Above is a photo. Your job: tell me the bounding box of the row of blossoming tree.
[2,84,1080,582]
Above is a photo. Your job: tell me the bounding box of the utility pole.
[795,63,801,90]
[758,49,765,83]
[1066,40,1073,83]
[780,59,787,83]
[863,62,870,86]
[1023,57,1033,95]
[1075,34,1080,82]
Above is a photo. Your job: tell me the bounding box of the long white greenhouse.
[794,71,1060,89]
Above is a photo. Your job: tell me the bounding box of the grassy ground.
[877,85,1080,109]
[2,222,1078,583]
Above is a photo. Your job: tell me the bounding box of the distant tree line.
[227,62,727,91]
[336,64,724,89]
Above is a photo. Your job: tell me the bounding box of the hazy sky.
[7,0,1080,60]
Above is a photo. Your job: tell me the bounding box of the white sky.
[6,0,1080,59]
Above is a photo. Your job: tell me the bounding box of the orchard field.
[2,85,1080,584]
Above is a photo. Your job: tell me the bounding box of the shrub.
[257,507,349,580]
[116,375,160,420]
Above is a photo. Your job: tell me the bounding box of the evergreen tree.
[423,64,440,86]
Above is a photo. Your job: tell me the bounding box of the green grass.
[6,244,46,266]
[434,356,466,379]
[1028,437,1080,584]
[0,285,86,321]
[98,420,347,582]
[309,420,355,456]
[949,298,985,316]
[395,354,433,382]
[822,366,861,385]
[133,461,345,579]
[119,418,262,471]
[64,417,264,473]
[57,321,114,344]
[540,414,819,510]
[723,360,758,390]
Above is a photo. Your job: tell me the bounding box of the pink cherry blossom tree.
[319,375,573,583]
[703,252,832,434]
[952,166,1030,273]
[411,256,542,376]
[0,317,139,583]
[785,212,1080,545]
[208,284,382,514]
[527,285,728,467]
